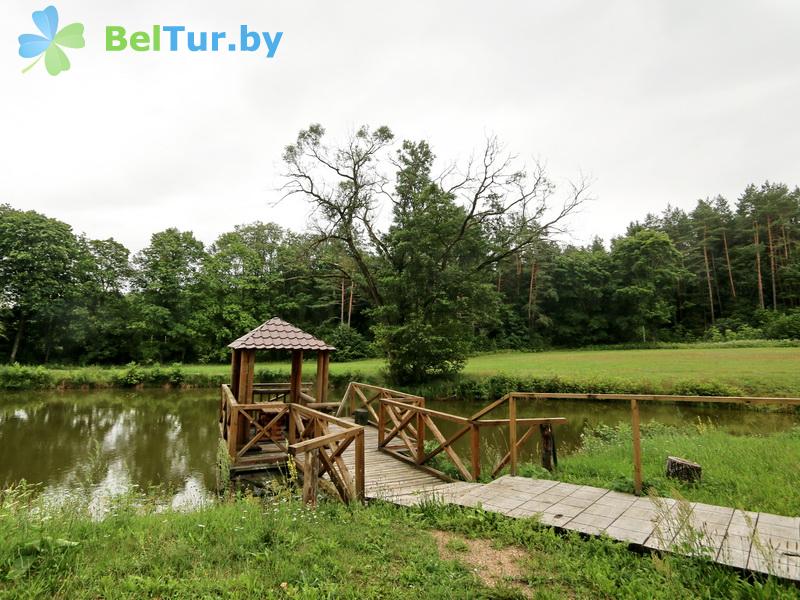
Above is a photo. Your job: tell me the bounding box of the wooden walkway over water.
[335,418,800,582]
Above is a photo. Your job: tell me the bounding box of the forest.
[1,125,799,381]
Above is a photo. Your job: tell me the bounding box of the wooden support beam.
[303,449,319,506]
[631,398,643,495]
[230,349,241,400]
[470,425,480,481]
[316,351,330,403]
[290,350,303,403]
[509,396,517,476]
[355,430,365,502]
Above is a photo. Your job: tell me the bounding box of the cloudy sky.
[2,1,799,253]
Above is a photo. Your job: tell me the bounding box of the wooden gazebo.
[228,317,335,405]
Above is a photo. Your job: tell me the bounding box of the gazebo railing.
[220,384,365,504]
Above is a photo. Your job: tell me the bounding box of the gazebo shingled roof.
[228,318,334,410]
[228,317,336,351]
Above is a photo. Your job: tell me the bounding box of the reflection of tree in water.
[0,394,118,488]
[0,390,219,493]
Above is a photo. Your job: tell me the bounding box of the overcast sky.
[2,1,799,253]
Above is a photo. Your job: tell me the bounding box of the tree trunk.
[702,229,715,324]
[782,223,790,260]
[527,259,539,327]
[347,282,354,326]
[722,230,736,298]
[766,216,778,309]
[9,316,25,364]
[340,279,345,324]
[754,222,765,310]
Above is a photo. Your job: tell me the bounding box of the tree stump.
[666,456,702,483]
[353,408,370,426]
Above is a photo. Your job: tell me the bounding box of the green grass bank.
[3,343,800,397]
[516,423,800,517]
[2,487,797,599]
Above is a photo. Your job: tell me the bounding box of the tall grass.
[1,486,796,599]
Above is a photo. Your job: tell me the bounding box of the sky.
[2,0,799,253]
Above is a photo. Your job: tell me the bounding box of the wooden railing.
[370,388,566,482]
[336,382,424,425]
[252,381,313,403]
[219,384,365,505]
[506,392,800,494]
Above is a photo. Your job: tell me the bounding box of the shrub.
[325,325,372,362]
[113,362,145,387]
[0,364,53,390]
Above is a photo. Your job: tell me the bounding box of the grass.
[4,343,800,396]
[1,486,797,599]
[518,422,800,517]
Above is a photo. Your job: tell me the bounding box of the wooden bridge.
[220,379,800,582]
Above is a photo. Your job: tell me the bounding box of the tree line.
[1,124,798,380]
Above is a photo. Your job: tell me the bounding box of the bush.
[763,310,800,340]
[324,325,372,362]
[0,364,54,390]
[113,362,145,387]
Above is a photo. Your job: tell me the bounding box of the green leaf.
[54,23,85,49]
[45,44,71,76]
[7,555,35,580]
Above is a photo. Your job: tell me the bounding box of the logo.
[19,6,85,76]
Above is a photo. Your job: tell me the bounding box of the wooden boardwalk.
[334,419,800,582]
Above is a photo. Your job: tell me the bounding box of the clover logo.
[18,6,85,76]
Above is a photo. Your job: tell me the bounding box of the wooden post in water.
[303,449,319,506]
[470,424,481,481]
[509,396,518,476]
[540,423,554,471]
[631,398,643,495]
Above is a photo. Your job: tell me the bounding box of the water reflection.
[0,390,218,508]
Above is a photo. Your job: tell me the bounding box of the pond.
[1,389,797,503]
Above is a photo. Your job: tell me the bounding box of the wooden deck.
[329,419,800,582]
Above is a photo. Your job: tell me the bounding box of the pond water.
[1,389,797,503]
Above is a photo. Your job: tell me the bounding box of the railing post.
[416,410,425,463]
[631,398,643,495]
[303,448,319,507]
[509,395,518,476]
[288,405,296,446]
[470,424,480,481]
[228,405,239,460]
[355,430,365,502]
[378,399,385,447]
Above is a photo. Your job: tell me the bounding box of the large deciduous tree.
[281,125,588,380]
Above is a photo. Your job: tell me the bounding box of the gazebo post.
[290,350,303,403]
[237,349,255,447]
[230,349,242,400]
[237,349,255,404]
[316,350,330,404]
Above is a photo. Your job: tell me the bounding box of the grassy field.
[3,344,800,396]
[519,423,800,517]
[1,488,796,599]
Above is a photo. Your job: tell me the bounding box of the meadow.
[4,343,799,397]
